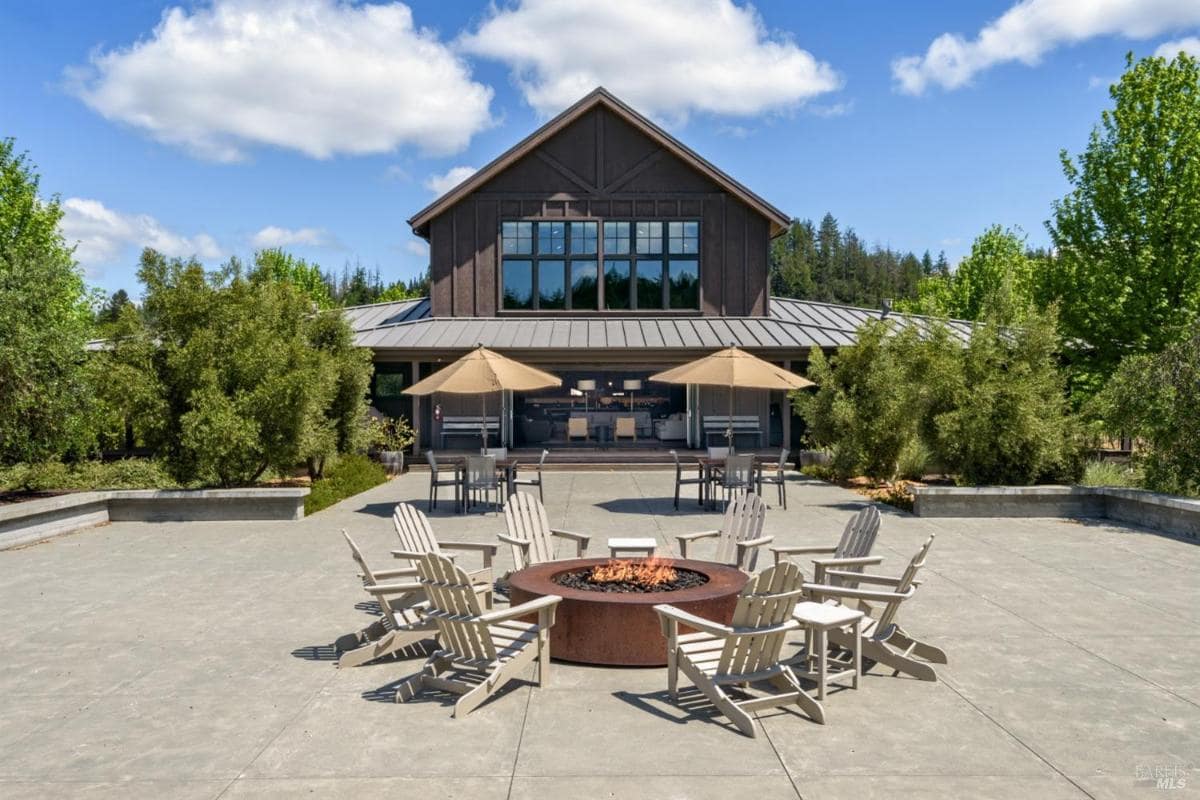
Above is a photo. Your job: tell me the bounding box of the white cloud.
[424,166,478,196]
[1156,36,1200,59]
[893,0,1200,95]
[809,100,854,118]
[403,240,430,257]
[382,164,412,183]
[458,0,840,120]
[68,0,493,161]
[60,198,222,269]
[250,225,336,249]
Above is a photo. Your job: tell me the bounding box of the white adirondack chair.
[395,552,562,717]
[654,560,824,737]
[391,503,497,608]
[771,505,882,583]
[498,492,591,571]
[675,491,772,571]
[337,530,436,668]
[802,534,946,682]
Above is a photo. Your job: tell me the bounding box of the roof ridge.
[339,297,426,312]
[407,88,789,236]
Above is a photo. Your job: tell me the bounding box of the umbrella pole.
[481,393,487,453]
[728,383,735,455]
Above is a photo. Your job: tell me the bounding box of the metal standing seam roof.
[343,296,974,352]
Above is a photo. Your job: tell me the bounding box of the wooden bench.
[440,416,500,447]
[703,415,763,447]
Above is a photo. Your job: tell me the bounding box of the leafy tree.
[902,226,1036,322]
[0,138,96,464]
[1093,328,1200,496]
[86,303,165,453]
[136,249,371,486]
[932,308,1082,485]
[252,249,334,309]
[1044,52,1200,385]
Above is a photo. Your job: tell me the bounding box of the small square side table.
[791,601,865,700]
[607,537,658,558]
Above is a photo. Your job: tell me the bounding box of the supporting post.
[411,361,421,456]
[782,360,792,452]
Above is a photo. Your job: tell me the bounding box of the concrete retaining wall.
[0,488,309,550]
[912,485,1200,541]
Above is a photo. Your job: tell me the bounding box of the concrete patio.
[1,470,1197,799]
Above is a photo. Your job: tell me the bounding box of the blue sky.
[3,0,1199,297]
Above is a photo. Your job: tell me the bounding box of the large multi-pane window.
[502,219,699,311]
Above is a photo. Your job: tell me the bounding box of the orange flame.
[590,557,677,586]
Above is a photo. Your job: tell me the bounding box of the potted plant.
[367,416,415,476]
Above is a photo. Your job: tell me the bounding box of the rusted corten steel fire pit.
[507,557,748,666]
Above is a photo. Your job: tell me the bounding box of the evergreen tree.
[814,213,840,303]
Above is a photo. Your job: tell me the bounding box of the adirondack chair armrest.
[391,549,457,562]
[737,535,774,549]
[363,580,424,595]
[438,541,499,568]
[677,530,721,541]
[653,603,734,639]
[497,533,531,550]
[771,544,837,566]
[802,581,915,603]
[735,535,774,569]
[479,594,562,627]
[823,569,902,586]
[550,528,590,556]
[439,541,499,552]
[731,619,801,638]
[370,567,421,579]
[675,529,720,559]
[811,555,883,568]
[771,545,838,555]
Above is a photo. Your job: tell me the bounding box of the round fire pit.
[508,557,748,666]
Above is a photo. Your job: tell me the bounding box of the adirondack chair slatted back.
[716,561,805,678]
[415,553,495,663]
[837,506,880,559]
[393,503,440,557]
[713,492,767,566]
[875,534,935,632]
[504,492,556,567]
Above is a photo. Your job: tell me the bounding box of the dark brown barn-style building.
[346,88,969,454]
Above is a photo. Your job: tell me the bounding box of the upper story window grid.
[502,219,699,312]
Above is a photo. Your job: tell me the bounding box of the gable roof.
[407,87,791,238]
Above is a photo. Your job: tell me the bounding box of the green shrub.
[0,459,178,493]
[931,308,1084,486]
[896,438,931,481]
[1094,328,1200,496]
[305,454,388,515]
[796,322,925,481]
[799,463,837,482]
[1080,460,1142,489]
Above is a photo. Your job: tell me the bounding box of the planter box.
[911,485,1200,541]
[0,488,310,550]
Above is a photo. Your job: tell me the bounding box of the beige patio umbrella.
[650,345,814,452]
[404,345,561,449]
